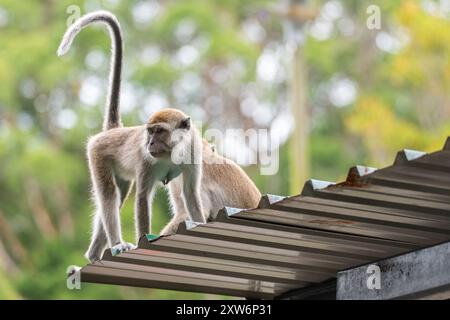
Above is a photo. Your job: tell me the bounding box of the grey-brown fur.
[162,140,261,235]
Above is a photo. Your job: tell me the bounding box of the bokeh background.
[0,0,449,299]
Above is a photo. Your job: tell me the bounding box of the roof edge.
[444,137,450,150]
[301,179,335,196]
[394,149,426,165]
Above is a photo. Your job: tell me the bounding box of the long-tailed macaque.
[58,11,261,262]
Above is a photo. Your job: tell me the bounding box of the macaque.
[58,11,261,262]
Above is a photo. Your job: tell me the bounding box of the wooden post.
[263,0,316,195]
[288,44,310,195]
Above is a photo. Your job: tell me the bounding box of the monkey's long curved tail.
[57,10,123,131]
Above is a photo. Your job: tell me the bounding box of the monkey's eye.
[148,126,164,135]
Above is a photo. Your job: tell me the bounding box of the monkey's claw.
[110,242,137,256]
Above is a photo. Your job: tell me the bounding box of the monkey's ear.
[179,117,191,130]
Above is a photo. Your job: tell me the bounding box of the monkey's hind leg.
[85,211,108,262]
[85,156,135,262]
[85,218,136,262]
[85,176,133,262]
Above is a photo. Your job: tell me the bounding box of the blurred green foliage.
[0,0,449,299]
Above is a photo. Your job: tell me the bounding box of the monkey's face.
[146,116,191,158]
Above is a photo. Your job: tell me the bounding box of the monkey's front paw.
[110,242,137,256]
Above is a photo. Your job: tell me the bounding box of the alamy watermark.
[367,5,381,30]
[60,3,389,176]
[66,5,81,27]
[160,123,280,176]
[366,264,381,290]
[66,265,81,290]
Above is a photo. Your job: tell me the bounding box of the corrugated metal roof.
[79,137,450,299]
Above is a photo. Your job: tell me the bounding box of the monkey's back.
[201,147,261,216]
[87,126,147,180]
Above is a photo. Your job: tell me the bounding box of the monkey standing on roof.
[57,11,261,262]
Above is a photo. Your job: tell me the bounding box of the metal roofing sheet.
[79,137,450,299]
